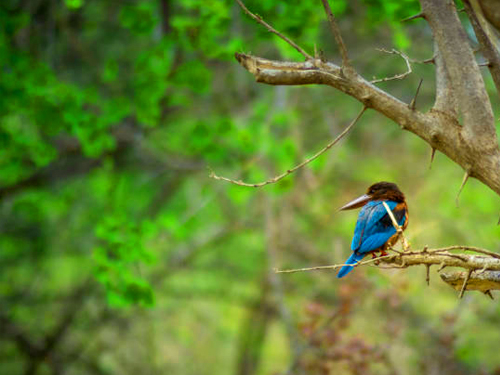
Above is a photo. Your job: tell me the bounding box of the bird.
[337,181,408,278]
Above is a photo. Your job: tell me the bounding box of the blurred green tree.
[1,1,499,375]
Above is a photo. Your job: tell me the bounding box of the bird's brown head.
[339,181,405,211]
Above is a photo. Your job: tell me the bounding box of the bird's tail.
[337,252,365,278]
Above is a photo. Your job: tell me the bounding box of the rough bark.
[479,0,500,31]
[464,0,500,99]
[440,270,500,293]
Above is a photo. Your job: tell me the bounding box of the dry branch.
[420,0,497,146]
[209,106,367,187]
[235,0,312,60]
[319,0,351,71]
[233,51,500,197]
[371,49,412,84]
[441,270,500,294]
[275,247,500,296]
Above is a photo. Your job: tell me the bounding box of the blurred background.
[1,0,500,374]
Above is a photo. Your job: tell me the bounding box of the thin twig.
[209,106,367,187]
[319,0,351,70]
[371,49,412,83]
[382,201,409,251]
[459,269,473,298]
[425,264,430,286]
[428,245,500,259]
[455,171,470,207]
[275,253,395,274]
[235,0,313,60]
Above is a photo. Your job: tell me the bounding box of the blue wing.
[351,200,405,254]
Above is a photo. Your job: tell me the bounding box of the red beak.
[339,194,371,211]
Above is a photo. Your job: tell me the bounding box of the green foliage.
[2,1,500,374]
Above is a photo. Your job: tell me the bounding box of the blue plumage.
[337,199,407,278]
[352,201,398,253]
[337,252,365,278]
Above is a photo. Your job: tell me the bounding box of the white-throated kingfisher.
[337,182,408,278]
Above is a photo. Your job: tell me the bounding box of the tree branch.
[463,0,500,99]
[275,247,500,296]
[441,270,500,294]
[234,52,500,196]
[209,106,367,187]
[371,49,412,84]
[433,41,458,115]
[319,0,352,72]
[420,0,497,147]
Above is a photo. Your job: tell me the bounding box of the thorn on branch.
[455,171,470,207]
[429,147,436,169]
[421,56,435,64]
[484,290,494,300]
[459,269,473,298]
[235,0,313,60]
[409,78,423,110]
[425,264,430,286]
[209,106,368,187]
[401,12,426,22]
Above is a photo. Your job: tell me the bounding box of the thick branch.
[441,270,500,293]
[433,41,458,115]
[420,0,497,147]
[382,251,500,271]
[276,248,500,296]
[464,0,500,99]
[235,52,500,196]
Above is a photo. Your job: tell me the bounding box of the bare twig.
[209,106,367,187]
[275,253,395,274]
[455,171,470,207]
[409,78,423,110]
[371,49,412,84]
[235,0,313,60]
[428,245,500,259]
[382,201,409,251]
[425,264,431,286]
[319,0,352,70]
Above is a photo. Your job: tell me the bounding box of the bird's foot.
[380,250,388,257]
